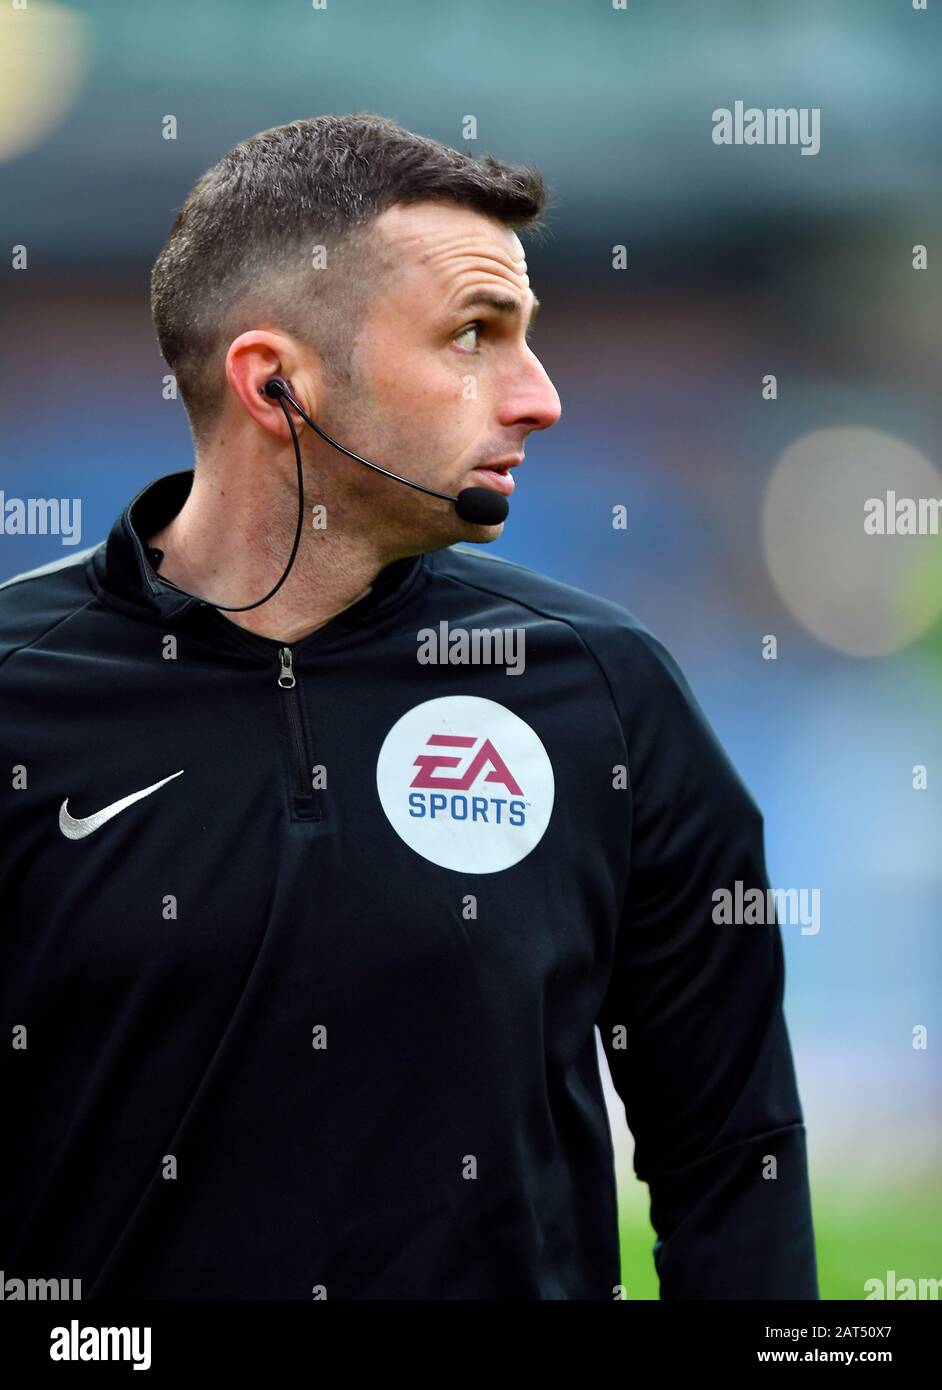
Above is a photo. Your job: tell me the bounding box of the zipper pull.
[277,646,296,689]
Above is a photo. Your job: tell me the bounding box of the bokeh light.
[762,426,942,656]
[0,3,91,162]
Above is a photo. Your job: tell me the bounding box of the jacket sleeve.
[595,626,819,1299]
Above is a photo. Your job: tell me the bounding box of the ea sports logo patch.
[376,696,555,873]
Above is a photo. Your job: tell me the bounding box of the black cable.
[151,391,306,613]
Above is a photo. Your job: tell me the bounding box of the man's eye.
[453,322,535,351]
[453,323,480,351]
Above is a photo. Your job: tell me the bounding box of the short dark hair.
[150,113,549,446]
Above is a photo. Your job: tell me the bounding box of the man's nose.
[501,352,562,434]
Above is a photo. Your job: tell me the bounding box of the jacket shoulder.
[430,545,742,781]
[429,544,673,680]
[0,543,102,670]
[431,544,650,636]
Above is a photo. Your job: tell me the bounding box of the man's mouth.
[470,460,519,496]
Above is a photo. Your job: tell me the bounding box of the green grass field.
[616,1181,942,1300]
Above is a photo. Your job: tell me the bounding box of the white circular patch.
[376,696,555,873]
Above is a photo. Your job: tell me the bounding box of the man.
[0,115,818,1299]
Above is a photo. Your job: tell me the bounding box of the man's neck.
[145,465,401,643]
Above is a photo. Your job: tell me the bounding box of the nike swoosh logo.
[59,770,184,840]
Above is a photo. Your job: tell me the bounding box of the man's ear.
[225,333,316,439]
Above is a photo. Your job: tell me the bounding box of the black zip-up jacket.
[0,470,818,1300]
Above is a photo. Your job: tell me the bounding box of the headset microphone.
[149,374,509,614]
[262,377,509,527]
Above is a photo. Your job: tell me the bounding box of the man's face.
[318,199,561,548]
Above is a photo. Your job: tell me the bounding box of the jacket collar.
[92,469,428,643]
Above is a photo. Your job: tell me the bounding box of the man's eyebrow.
[450,291,541,326]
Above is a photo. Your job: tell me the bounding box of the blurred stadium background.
[2,0,940,1298]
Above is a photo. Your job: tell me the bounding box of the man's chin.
[459,519,504,541]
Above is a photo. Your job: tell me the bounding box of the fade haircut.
[150,113,549,447]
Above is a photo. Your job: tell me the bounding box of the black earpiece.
[261,376,292,401]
